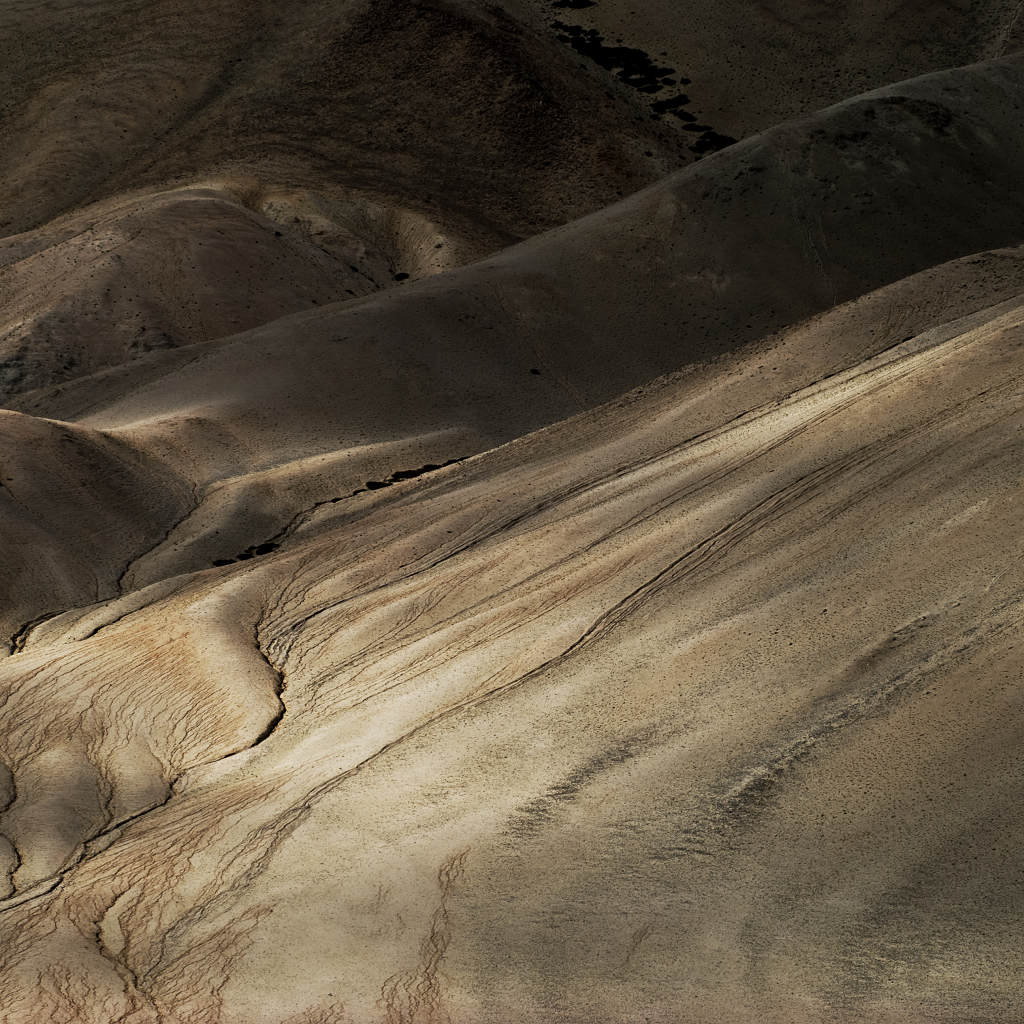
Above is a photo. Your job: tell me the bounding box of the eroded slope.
[3,54,1024,641]
[0,264,1022,1023]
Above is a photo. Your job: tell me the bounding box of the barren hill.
[1,4,1023,1023]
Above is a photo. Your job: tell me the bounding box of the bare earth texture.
[1,2,1023,1023]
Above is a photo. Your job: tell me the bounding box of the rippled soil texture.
[2,2,1024,1023]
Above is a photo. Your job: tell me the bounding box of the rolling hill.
[1,4,1023,1023]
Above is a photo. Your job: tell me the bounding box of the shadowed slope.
[4,0,1022,250]
[0,0,679,246]
[0,411,193,646]
[21,53,1024,433]
[517,0,1024,144]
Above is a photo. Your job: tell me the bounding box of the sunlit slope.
[3,54,1024,657]
[1,37,1024,1024]
[0,268,1021,1023]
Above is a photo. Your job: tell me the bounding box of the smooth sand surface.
[1,5,1023,1023]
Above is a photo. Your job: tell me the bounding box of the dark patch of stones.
[211,457,466,567]
[549,16,736,156]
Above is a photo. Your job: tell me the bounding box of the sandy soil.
[1,4,1023,1022]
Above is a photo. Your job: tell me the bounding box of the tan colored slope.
[4,53,1024,651]
[1,46,1024,1023]
[0,264,1021,1023]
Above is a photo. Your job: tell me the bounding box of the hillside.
[1,4,1023,1023]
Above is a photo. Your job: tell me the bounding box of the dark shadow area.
[211,457,466,567]
[550,18,737,155]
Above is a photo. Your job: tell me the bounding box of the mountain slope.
[2,54,1023,641]
[4,0,1022,247]
[517,0,1024,143]
[0,183,457,395]
[1,255,1022,1023]
[1,12,1024,1024]
[0,0,680,245]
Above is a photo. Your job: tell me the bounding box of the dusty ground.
[1,3,1023,1022]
